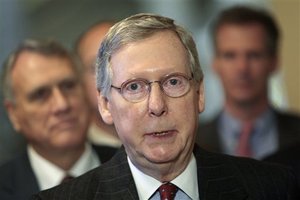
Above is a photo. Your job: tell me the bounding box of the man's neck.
[129,148,193,182]
[225,98,270,122]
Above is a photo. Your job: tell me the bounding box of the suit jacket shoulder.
[0,152,39,200]
[32,147,138,200]
[92,144,118,163]
[263,142,300,187]
[275,110,300,148]
[196,115,221,153]
[194,146,299,200]
[0,144,117,200]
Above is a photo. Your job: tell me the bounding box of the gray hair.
[96,13,203,97]
[1,38,80,104]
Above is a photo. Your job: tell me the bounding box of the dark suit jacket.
[0,144,117,200]
[263,143,300,187]
[32,145,299,200]
[196,109,300,157]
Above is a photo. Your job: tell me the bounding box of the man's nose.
[51,88,70,113]
[147,82,167,117]
[236,56,250,72]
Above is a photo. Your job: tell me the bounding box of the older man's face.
[98,31,204,170]
[7,51,89,152]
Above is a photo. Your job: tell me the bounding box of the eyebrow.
[26,76,79,98]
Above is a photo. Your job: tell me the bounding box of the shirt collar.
[28,143,100,190]
[172,155,199,200]
[220,108,274,136]
[128,154,199,200]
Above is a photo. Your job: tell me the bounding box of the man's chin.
[144,150,178,164]
[51,134,85,148]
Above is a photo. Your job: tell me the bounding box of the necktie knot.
[159,182,178,200]
[61,174,74,183]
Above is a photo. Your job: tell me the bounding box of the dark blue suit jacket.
[32,145,299,200]
[0,145,117,200]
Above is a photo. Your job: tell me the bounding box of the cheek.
[111,102,147,136]
[217,68,232,82]
[18,108,48,139]
[71,96,90,121]
[251,68,270,84]
[171,96,198,126]
[111,104,139,126]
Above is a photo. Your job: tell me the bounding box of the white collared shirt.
[128,154,199,200]
[28,143,100,190]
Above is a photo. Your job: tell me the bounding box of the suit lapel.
[194,145,249,200]
[15,152,40,199]
[93,147,139,200]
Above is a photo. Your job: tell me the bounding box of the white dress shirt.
[28,143,100,190]
[128,154,199,200]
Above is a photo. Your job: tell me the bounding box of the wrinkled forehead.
[12,52,76,84]
[109,31,190,80]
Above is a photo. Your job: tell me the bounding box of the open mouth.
[146,130,175,137]
[153,131,169,136]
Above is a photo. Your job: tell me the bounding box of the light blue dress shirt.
[218,108,279,160]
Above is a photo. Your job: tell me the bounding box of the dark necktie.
[236,122,253,157]
[61,174,74,183]
[159,182,178,200]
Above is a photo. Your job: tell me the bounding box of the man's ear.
[4,101,21,132]
[97,91,114,125]
[197,81,205,113]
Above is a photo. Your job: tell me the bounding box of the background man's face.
[213,23,277,106]
[7,51,89,151]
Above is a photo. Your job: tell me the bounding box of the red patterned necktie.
[159,182,178,200]
[236,122,253,157]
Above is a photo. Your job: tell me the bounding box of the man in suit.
[196,6,300,159]
[0,39,116,200]
[32,13,299,200]
[74,20,121,148]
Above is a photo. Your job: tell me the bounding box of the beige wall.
[271,0,300,113]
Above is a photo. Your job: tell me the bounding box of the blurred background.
[0,0,299,164]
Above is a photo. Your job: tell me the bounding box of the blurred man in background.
[196,6,300,160]
[75,21,121,147]
[0,39,116,200]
